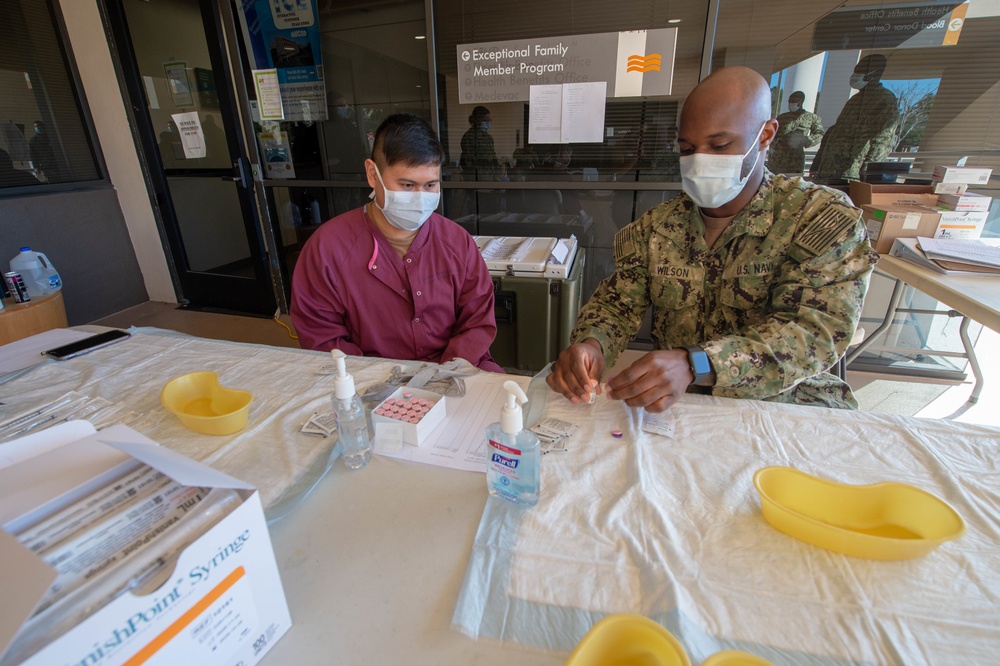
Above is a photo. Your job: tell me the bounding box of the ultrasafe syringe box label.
[0,424,291,666]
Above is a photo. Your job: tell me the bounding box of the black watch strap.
[683,345,712,386]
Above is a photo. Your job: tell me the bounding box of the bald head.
[680,67,772,135]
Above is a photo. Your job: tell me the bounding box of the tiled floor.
[93,301,1000,428]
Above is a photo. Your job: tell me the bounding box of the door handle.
[223,157,252,189]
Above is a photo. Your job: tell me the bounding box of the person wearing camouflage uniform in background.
[768,91,825,175]
[460,105,501,181]
[547,67,878,412]
[810,54,899,182]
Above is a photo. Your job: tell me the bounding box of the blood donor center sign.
[457,29,677,103]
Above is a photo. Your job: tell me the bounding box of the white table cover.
[455,386,1000,665]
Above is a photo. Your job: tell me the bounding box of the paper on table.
[0,329,92,376]
[918,236,1000,268]
[374,372,531,472]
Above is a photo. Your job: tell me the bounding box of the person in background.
[29,121,59,182]
[767,91,825,175]
[326,91,369,214]
[291,113,502,372]
[810,54,899,182]
[547,66,878,411]
[460,105,500,181]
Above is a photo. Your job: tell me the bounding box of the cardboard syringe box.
[0,423,291,666]
[861,204,942,254]
[849,182,939,209]
[934,210,990,240]
[932,165,993,185]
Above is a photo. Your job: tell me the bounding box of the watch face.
[686,346,711,381]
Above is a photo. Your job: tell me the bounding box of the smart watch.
[683,345,712,386]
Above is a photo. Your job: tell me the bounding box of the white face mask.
[370,164,440,231]
[789,102,801,112]
[679,123,765,209]
[849,73,868,90]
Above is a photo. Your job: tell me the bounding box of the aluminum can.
[3,271,30,303]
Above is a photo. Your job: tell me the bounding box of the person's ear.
[760,119,779,150]
[365,158,381,192]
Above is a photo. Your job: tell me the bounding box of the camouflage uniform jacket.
[460,127,500,180]
[811,83,899,180]
[768,110,825,175]
[573,171,879,409]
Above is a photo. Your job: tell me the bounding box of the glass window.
[0,0,102,190]
[713,0,998,192]
[712,0,1000,378]
[248,1,430,281]
[433,0,709,299]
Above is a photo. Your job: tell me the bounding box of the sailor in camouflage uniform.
[460,106,500,181]
[810,54,899,182]
[547,67,879,411]
[767,91,825,175]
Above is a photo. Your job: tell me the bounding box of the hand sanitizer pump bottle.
[486,381,540,507]
[330,349,371,470]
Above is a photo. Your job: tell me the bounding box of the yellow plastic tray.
[160,371,253,435]
[754,466,965,560]
[566,614,691,666]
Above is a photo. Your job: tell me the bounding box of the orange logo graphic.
[626,53,662,73]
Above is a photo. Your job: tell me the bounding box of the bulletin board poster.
[236,0,328,122]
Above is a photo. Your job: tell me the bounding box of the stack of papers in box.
[890,237,1000,276]
[474,235,578,278]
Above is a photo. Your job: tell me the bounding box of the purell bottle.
[485,381,540,507]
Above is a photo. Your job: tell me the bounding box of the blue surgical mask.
[370,164,440,231]
[850,73,868,90]
[335,106,350,119]
[679,123,765,209]
[480,121,491,131]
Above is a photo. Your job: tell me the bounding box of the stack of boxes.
[850,166,994,253]
[931,166,993,242]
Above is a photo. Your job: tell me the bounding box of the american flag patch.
[614,224,644,260]
[796,204,859,255]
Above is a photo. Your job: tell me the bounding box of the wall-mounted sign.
[236,0,327,122]
[194,68,218,109]
[253,69,284,120]
[163,61,194,108]
[811,2,967,51]
[456,29,677,104]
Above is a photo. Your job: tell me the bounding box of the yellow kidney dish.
[160,371,253,436]
[754,466,965,560]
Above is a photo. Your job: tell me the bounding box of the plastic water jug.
[9,247,61,298]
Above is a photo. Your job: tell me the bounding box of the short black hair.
[372,113,445,168]
[469,105,490,125]
[857,54,888,78]
[789,90,805,102]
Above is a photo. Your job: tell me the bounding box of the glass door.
[106,0,276,315]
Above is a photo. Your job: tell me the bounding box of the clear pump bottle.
[486,381,540,507]
[330,349,371,470]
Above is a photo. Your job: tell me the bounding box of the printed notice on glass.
[252,68,284,120]
[171,111,206,159]
[528,81,607,144]
[528,85,564,144]
[562,81,606,142]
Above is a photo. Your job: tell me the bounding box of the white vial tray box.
[372,387,446,446]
